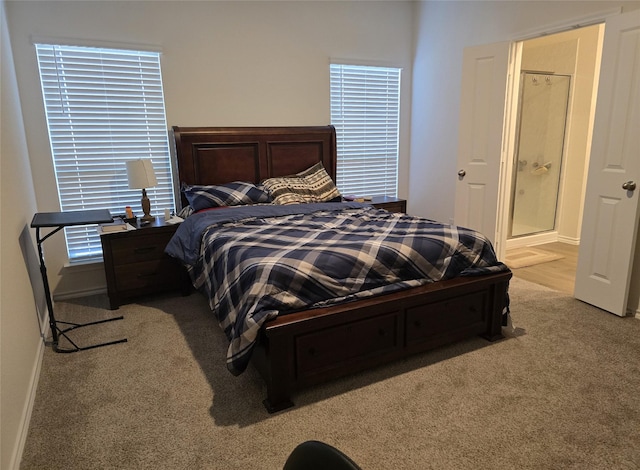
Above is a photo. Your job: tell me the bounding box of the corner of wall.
[1,2,49,468]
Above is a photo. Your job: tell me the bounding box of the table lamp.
[126,159,158,222]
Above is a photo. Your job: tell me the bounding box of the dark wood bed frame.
[171,125,512,413]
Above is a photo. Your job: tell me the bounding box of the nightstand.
[370,196,407,213]
[100,216,190,309]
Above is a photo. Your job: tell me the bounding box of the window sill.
[64,257,104,270]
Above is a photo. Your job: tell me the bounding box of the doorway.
[456,10,640,315]
[509,72,572,239]
[503,24,604,294]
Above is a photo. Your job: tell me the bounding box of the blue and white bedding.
[165,202,509,375]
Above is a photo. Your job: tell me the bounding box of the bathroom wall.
[511,73,571,238]
[518,24,602,244]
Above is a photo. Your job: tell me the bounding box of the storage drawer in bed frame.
[295,310,402,379]
[405,290,487,348]
[253,271,511,413]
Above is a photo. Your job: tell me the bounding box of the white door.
[575,10,640,316]
[454,42,511,244]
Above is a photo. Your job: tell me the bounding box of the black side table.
[31,210,128,353]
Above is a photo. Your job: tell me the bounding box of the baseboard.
[53,286,107,301]
[54,260,106,301]
[557,235,580,246]
[506,231,558,250]
[506,232,580,250]
[8,322,46,470]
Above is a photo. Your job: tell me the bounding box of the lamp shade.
[126,159,157,189]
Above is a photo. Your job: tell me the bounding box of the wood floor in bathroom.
[506,242,579,295]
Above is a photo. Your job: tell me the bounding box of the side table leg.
[36,227,60,347]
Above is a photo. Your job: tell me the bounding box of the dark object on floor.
[283,440,362,470]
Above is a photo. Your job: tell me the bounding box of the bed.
[167,125,512,413]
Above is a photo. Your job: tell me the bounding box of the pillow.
[296,162,342,202]
[262,162,341,205]
[177,205,194,219]
[182,181,271,211]
[261,176,317,205]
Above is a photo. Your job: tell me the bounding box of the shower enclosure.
[509,72,571,239]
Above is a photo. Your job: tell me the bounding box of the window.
[330,63,401,197]
[35,43,174,261]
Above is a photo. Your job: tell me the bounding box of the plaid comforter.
[165,202,509,375]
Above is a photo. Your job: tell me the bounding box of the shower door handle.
[458,170,466,178]
[622,181,636,191]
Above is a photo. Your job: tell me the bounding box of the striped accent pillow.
[262,162,341,205]
[261,176,317,205]
[296,162,342,202]
[182,181,271,211]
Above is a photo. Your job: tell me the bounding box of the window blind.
[330,64,401,197]
[35,44,174,261]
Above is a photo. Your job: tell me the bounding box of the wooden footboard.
[251,270,511,413]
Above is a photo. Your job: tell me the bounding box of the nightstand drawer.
[369,197,407,214]
[100,216,189,309]
[109,233,174,265]
[375,202,405,213]
[114,258,183,291]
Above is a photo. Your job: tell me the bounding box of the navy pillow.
[182,181,271,212]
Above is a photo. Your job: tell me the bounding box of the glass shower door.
[510,72,571,238]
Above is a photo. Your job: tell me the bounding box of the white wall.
[1,1,46,468]
[4,0,414,298]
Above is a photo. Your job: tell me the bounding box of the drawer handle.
[378,328,386,336]
[308,347,316,356]
[134,246,157,254]
[414,320,421,328]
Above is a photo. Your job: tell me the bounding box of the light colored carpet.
[20,278,640,470]
[504,247,564,269]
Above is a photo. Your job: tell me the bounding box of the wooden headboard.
[170,125,337,207]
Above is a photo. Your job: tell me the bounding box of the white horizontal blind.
[330,64,401,197]
[35,44,174,261]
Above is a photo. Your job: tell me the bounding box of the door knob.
[458,170,466,178]
[622,181,636,191]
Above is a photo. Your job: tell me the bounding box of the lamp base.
[141,188,154,222]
